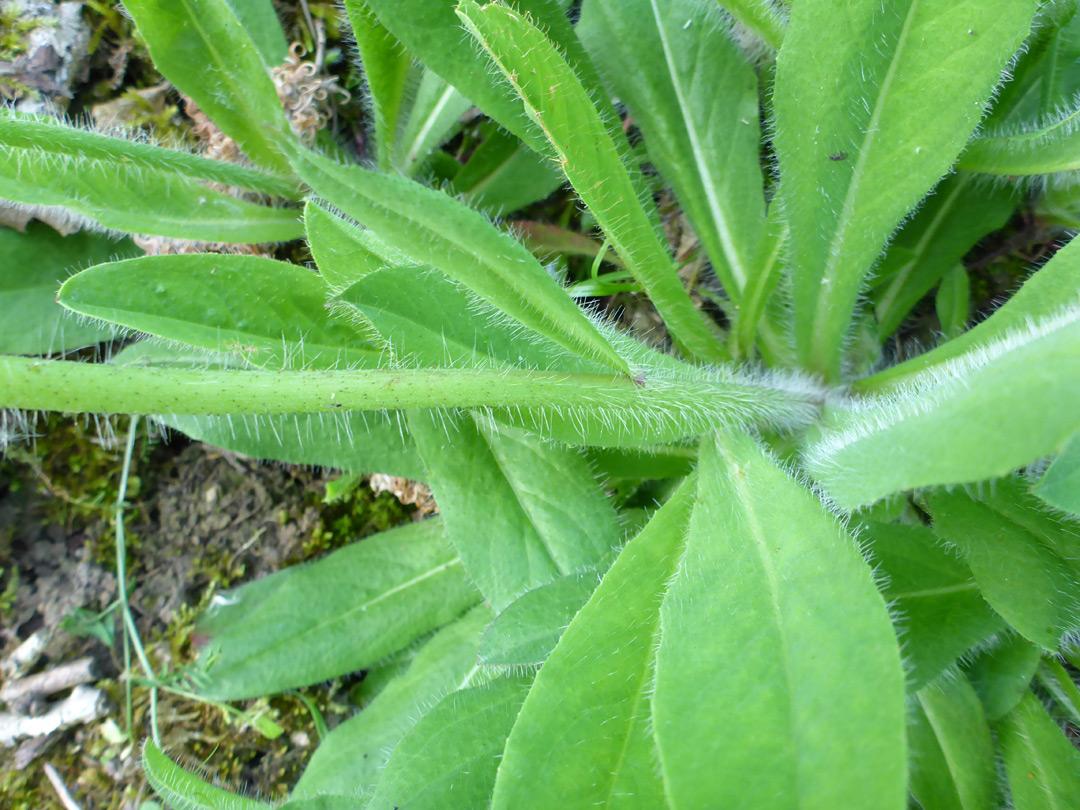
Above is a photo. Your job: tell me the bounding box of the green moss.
[0,2,53,61]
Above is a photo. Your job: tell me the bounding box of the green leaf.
[457,0,728,364]
[408,412,619,611]
[935,264,972,340]
[223,0,288,65]
[858,205,1080,393]
[291,605,492,800]
[304,202,403,293]
[280,799,367,810]
[279,140,632,376]
[491,477,697,809]
[805,304,1080,509]
[353,0,614,158]
[927,488,1080,649]
[59,254,378,370]
[396,70,471,174]
[773,0,1038,379]
[0,223,138,355]
[861,521,1004,691]
[0,119,302,242]
[450,125,563,217]
[345,1,417,172]
[652,430,906,809]
[909,672,998,810]
[715,0,787,50]
[959,100,1080,177]
[1036,434,1080,515]
[143,742,271,810]
[0,110,298,198]
[1038,657,1080,727]
[964,633,1042,720]
[368,675,533,810]
[478,570,599,667]
[339,264,599,372]
[121,0,295,175]
[579,0,765,308]
[196,519,480,699]
[999,691,1080,809]
[871,174,1015,341]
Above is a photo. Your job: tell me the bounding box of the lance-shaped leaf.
[368,675,533,810]
[340,264,603,372]
[345,1,417,171]
[304,202,406,293]
[280,140,632,375]
[352,0,619,159]
[451,124,563,217]
[805,304,1080,509]
[291,605,492,800]
[408,411,619,611]
[457,0,728,364]
[478,569,600,667]
[927,488,1080,649]
[121,0,295,175]
[59,254,379,370]
[999,691,1080,809]
[579,0,765,304]
[858,229,1080,392]
[773,0,1038,379]
[195,519,479,699]
[652,430,906,809]
[909,672,998,810]
[491,477,697,809]
[716,0,787,50]
[959,101,1080,178]
[0,110,298,198]
[144,742,272,810]
[861,521,1004,691]
[223,0,287,64]
[964,633,1042,721]
[0,120,303,242]
[0,224,139,356]
[870,174,1016,340]
[1036,435,1080,515]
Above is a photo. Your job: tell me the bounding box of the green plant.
[3,0,1080,807]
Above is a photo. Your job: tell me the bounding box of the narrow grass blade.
[195,519,480,699]
[291,605,492,799]
[58,254,379,370]
[653,430,906,809]
[122,0,295,175]
[871,174,1015,341]
[491,478,698,809]
[344,0,417,171]
[0,224,138,355]
[805,305,1080,509]
[773,0,1038,379]
[280,140,633,376]
[457,0,728,364]
[143,741,272,810]
[927,488,1080,649]
[579,0,765,306]
[715,0,786,50]
[408,412,619,611]
[861,521,1004,691]
[909,672,998,810]
[999,691,1080,809]
[368,675,533,810]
